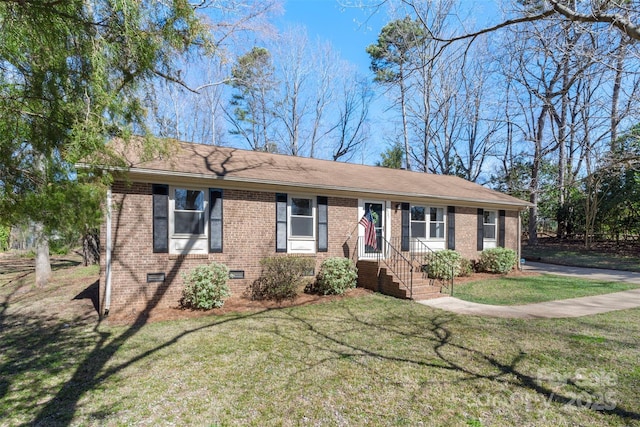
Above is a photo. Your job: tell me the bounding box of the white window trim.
[483,210,497,242]
[428,206,446,241]
[287,194,316,241]
[411,205,446,241]
[286,194,316,254]
[168,186,209,254]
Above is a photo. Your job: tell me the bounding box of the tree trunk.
[610,42,625,149]
[400,73,411,171]
[528,106,547,246]
[34,222,51,287]
[82,230,100,266]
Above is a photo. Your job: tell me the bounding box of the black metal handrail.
[354,235,457,298]
[356,235,414,299]
[403,238,455,296]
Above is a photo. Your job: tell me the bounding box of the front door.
[360,201,384,258]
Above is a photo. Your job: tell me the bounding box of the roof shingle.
[112,139,529,208]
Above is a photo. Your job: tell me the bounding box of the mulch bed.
[107,269,540,324]
[106,287,374,325]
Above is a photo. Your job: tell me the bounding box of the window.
[290,197,314,238]
[483,210,497,240]
[411,205,445,239]
[429,207,445,239]
[154,185,221,254]
[410,206,426,238]
[174,189,205,235]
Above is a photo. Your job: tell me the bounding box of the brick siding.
[100,182,360,317]
[101,181,521,318]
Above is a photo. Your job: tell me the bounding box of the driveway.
[418,262,640,319]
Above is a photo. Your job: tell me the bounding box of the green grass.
[453,274,639,305]
[2,259,639,426]
[522,244,640,272]
[2,293,640,425]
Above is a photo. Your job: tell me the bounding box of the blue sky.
[277,0,387,76]
[276,1,497,76]
[267,0,499,164]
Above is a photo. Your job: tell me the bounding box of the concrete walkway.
[417,262,640,319]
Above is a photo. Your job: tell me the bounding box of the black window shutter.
[276,193,287,252]
[401,203,410,251]
[447,206,455,250]
[152,184,169,253]
[477,208,484,251]
[209,189,223,253]
[498,210,506,248]
[317,196,328,252]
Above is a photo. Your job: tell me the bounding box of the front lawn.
[522,238,640,272]
[453,274,640,305]
[1,259,639,426]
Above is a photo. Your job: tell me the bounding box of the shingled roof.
[107,139,529,209]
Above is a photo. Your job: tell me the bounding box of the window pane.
[430,222,444,239]
[291,198,312,216]
[411,222,426,238]
[484,224,496,239]
[291,217,313,237]
[484,210,496,225]
[175,189,204,211]
[411,206,425,221]
[175,211,204,234]
[430,207,443,222]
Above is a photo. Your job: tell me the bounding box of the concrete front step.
[411,284,444,300]
[412,290,448,300]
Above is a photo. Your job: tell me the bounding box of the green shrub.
[181,262,230,310]
[478,247,517,274]
[0,225,9,252]
[316,257,358,295]
[424,250,464,280]
[50,240,70,255]
[250,256,315,301]
[459,257,475,277]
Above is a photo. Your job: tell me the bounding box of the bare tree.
[499,19,568,244]
[272,26,312,156]
[331,75,374,161]
[146,0,283,146]
[399,0,640,45]
[454,50,501,183]
[308,41,344,158]
[404,0,455,174]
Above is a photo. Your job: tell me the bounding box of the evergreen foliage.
[181,262,231,310]
[0,0,208,281]
[250,256,315,301]
[478,248,518,274]
[424,250,465,280]
[316,258,358,295]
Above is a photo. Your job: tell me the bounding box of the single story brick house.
[95,139,530,318]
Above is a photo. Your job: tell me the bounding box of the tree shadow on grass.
[2,288,638,425]
[272,303,639,424]
[73,280,99,314]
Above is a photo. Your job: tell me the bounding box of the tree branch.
[403,0,640,43]
[550,0,640,41]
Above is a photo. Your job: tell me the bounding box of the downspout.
[104,188,112,317]
[518,210,522,270]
